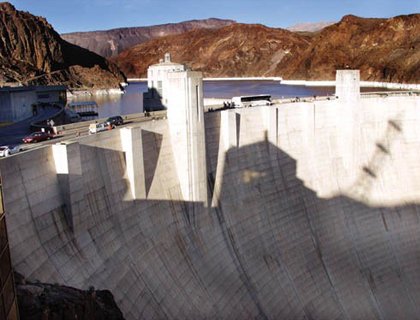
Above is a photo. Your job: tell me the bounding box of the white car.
[89,122,113,134]
[0,145,23,157]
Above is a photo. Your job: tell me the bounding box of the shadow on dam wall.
[3,136,420,320]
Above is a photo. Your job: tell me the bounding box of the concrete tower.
[335,69,360,103]
[143,53,186,111]
[166,70,207,205]
[334,69,362,174]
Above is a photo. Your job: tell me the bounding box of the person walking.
[49,119,57,135]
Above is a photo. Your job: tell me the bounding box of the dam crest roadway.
[1,69,420,319]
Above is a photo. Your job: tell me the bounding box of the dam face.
[1,82,420,318]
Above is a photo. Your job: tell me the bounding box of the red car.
[22,131,53,143]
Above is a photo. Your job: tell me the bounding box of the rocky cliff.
[15,273,124,320]
[285,14,420,82]
[112,23,311,78]
[114,14,420,83]
[62,18,236,58]
[0,2,126,88]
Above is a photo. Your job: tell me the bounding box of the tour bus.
[231,94,272,108]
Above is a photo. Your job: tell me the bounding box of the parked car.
[105,116,124,126]
[22,131,53,143]
[0,145,23,157]
[89,122,113,134]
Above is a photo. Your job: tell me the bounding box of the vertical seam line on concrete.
[214,204,269,320]
[344,206,385,320]
[301,202,350,320]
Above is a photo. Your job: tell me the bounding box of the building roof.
[150,61,184,68]
[149,52,184,68]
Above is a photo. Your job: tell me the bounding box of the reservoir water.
[68,80,383,118]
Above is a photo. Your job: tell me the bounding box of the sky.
[8,0,420,34]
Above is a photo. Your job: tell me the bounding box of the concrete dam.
[2,70,420,319]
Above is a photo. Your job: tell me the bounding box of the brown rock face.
[0,2,126,89]
[114,14,420,83]
[62,18,236,58]
[112,23,311,78]
[15,273,125,320]
[286,14,420,82]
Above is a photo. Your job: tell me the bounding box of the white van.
[89,122,112,134]
[231,95,272,108]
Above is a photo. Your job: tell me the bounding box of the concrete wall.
[167,71,207,204]
[0,86,66,122]
[36,89,64,104]
[0,175,19,319]
[1,94,420,319]
[0,92,12,122]
[0,90,35,122]
[9,90,35,121]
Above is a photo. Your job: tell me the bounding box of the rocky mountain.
[0,2,125,88]
[287,21,335,32]
[112,23,311,78]
[15,273,124,319]
[285,14,420,82]
[113,14,419,83]
[62,18,236,58]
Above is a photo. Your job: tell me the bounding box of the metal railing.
[360,91,420,98]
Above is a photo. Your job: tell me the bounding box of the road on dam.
[0,110,167,154]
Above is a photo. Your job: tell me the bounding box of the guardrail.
[360,91,420,98]
[206,96,339,112]
[274,95,338,104]
[207,91,419,111]
[55,110,167,134]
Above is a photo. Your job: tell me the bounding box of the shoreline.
[281,79,420,90]
[204,77,283,81]
[127,77,420,90]
[67,87,124,98]
[127,77,284,82]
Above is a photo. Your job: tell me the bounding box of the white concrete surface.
[1,71,420,319]
[167,70,207,204]
[144,53,186,110]
[335,70,361,102]
[120,127,146,200]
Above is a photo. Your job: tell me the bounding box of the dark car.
[22,131,53,143]
[105,116,123,127]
